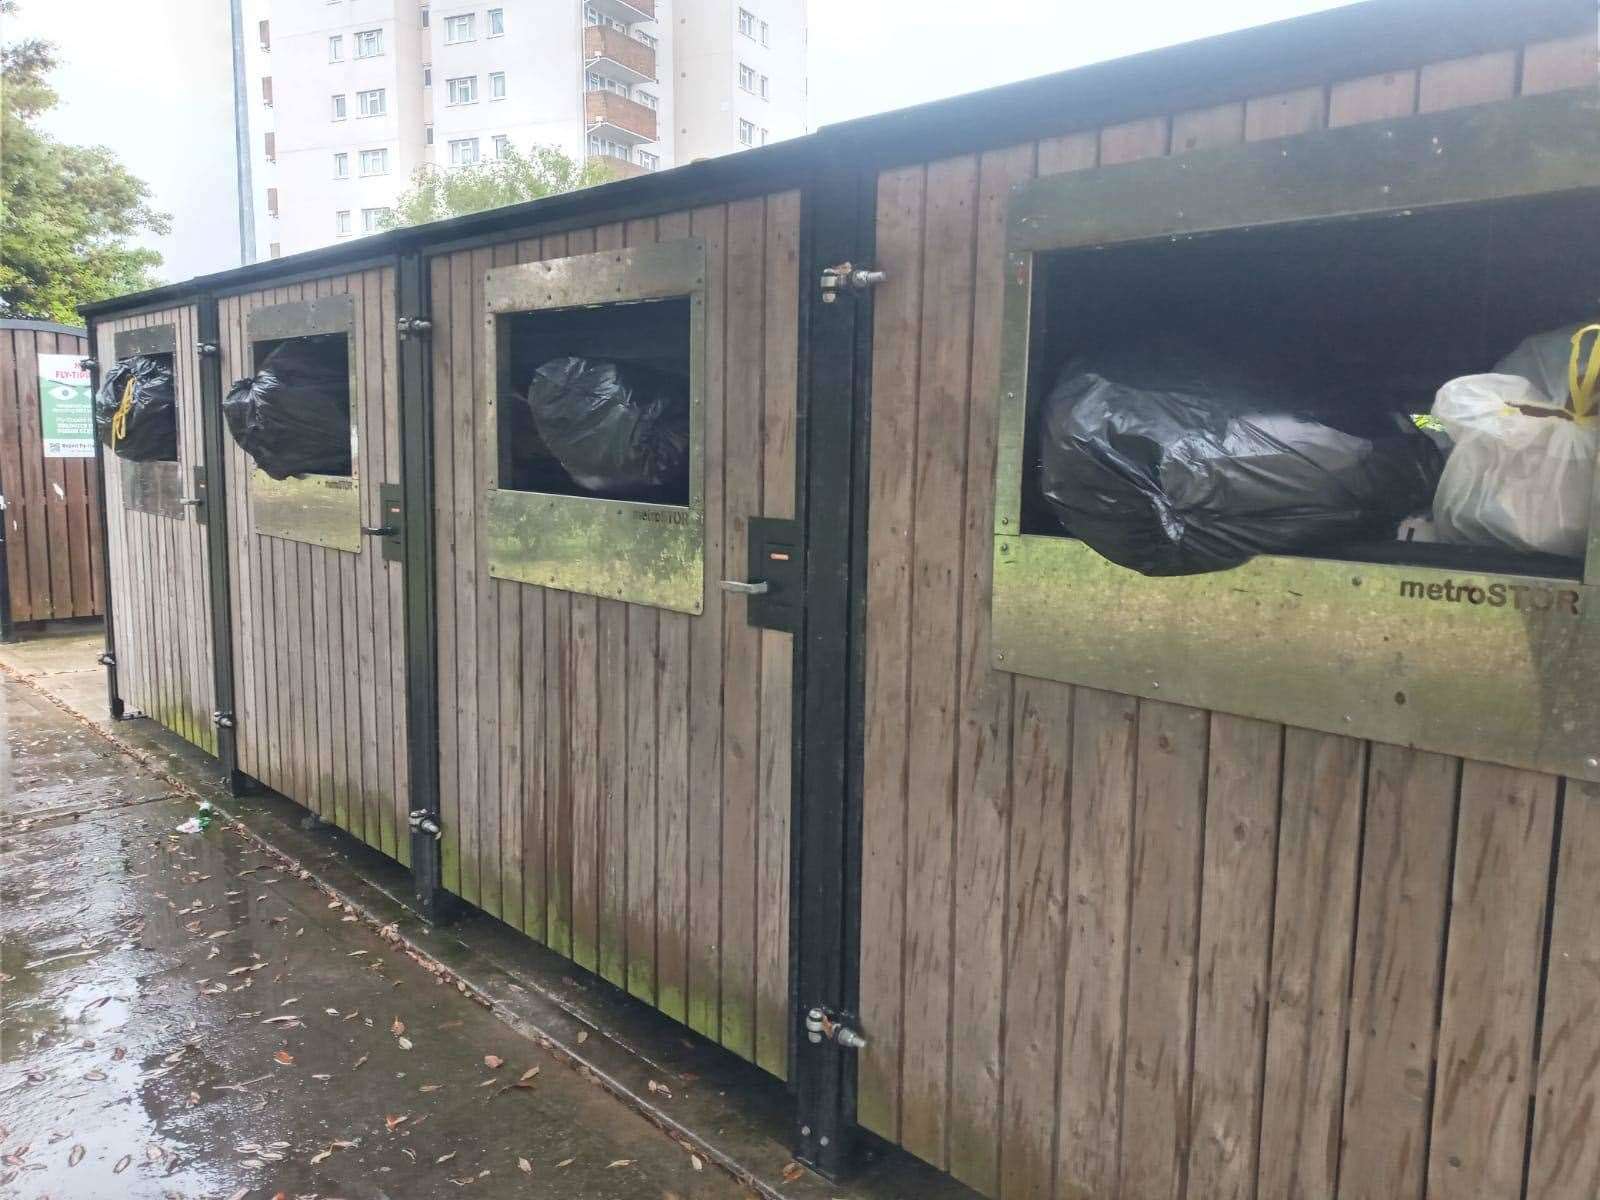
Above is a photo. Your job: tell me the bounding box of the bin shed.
[82,1,1600,1196]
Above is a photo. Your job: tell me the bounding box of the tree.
[0,2,171,322]
[381,144,615,229]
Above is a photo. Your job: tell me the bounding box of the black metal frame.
[397,251,450,921]
[84,318,124,719]
[790,164,876,1177]
[0,453,13,644]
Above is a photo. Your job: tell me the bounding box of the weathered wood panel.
[219,271,408,858]
[95,308,213,751]
[430,192,799,1076]
[0,323,101,624]
[858,39,1597,1200]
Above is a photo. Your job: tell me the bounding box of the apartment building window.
[258,19,270,50]
[738,63,757,93]
[588,135,630,159]
[269,242,282,258]
[425,123,434,145]
[449,137,480,167]
[738,8,756,36]
[420,6,430,27]
[423,65,432,86]
[359,148,390,175]
[584,3,598,24]
[261,76,273,106]
[635,90,657,110]
[493,134,510,158]
[328,34,343,61]
[354,29,383,58]
[637,150,659,171]
[759,74,769,100]
[361,208,391,233]
[333,152,349,178]
[266,187,279,217]
[761,126,770,145]
[446,76,477,105]
[331,93,347,120]
[738,118,755,146]
[489,71,505,100]
[587,73,629,98]
[264,131,276,162]
[487,8,504,36]
[336,210,353,237]
[444,13,473,43]
[358,88,387,117]
[761,19,770,44]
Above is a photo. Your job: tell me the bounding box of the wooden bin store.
[83,3,1600,1196]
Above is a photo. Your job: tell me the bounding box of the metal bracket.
[805,1006,867,1050]
[197,341,219,357]
[97,651,116,668]
[819,261,886,303]
[78,357,97,371]
[397,316,433,341]
[212,710,236,729]
[372,483,404,563]
[408,809,442,839]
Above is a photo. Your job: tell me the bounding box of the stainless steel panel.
[120,459,185,520]
[114,325,177,358]
[243,295,362,553]
[991,90,1600,779]
[482,239,707,614]
[993,538,1600,783]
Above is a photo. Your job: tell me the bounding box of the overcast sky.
[10,0,1363,282]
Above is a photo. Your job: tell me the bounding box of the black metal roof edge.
[0,318,88,337]
[79,0,1594,320]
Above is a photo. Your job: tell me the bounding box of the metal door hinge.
[197,341,219,357]
[397,316,433,340]
[212,710,235,729]
[79,357,97,371]
[805,1006,867,1050]
[409,809,442,839]
[97,651,116,668]
[819,262,886,303]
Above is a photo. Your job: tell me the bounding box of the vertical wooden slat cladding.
[220,269,408,854]
[0,323,99,624]
[858,40,1597,1200]
[430,193,799,1077]
[95,307,213,751]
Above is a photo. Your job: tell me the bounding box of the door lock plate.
[743,517,802,633]
[377,483,404,563]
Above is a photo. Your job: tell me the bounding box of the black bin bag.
[224,337,352,480]
[520,356,689,502]
[1038,340,1444,576]
[95,356,178,462]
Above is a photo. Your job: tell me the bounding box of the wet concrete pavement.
[1,640,752,1199]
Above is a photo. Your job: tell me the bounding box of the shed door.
[96,308,216,751]
[431,195,801,1078]
[218,271,411,865]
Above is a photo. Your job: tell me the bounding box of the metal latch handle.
[179,496,205,507]
[720,579,770,595]
[361,524,399,537]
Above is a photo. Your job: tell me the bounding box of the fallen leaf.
[110,1047,126,1062]
[353,1055,369,1069]
[437,1152,457,1164]
[397,1037,413,1051]
[83,1069,107,1081]
[419,1084,442,1093]
[385,1114,410,1131]
[782,1161,805,1182]
[311,1147,333,1164]
[575,1030,589,1045]
[347,950,367,958]
[556,1157,575,1168]
[280,997,300,1008]
[68,1146,84,1167]
[606,1158,634,1169]
[113,1154,132,1174]
[475,1079,497,1089]
[391,1018,405,1036]
[690,1154,703,1171]
[261,1016,301,1026]
[517,1157,532,1174]
[518,1067,539,1084]
[483,1055,504,1070]
[273,1050,295,1065]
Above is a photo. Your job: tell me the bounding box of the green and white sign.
[37,353,94,458]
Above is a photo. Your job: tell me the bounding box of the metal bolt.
[819,1136,830,1147]
[800,1125,811,1137]
[1587,757,1599,771]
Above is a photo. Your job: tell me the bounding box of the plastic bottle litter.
[176,802,215,834]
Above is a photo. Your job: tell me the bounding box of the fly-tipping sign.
[38,354,94,458]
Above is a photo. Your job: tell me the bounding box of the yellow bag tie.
[1570,324,1600,425]
[110,377,136,446]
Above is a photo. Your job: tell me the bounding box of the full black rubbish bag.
[224,337,352,479]
[95,356,178,462]
[521,356,690,501]
[1038,341,1444,576]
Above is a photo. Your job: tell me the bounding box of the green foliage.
[381,144,616,229]
[0,6,171,321]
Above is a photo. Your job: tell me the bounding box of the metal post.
[84,322,124,719]
[195,296,245,791]
[791,165,875,1178]
[396,251,451,922]
[0,455,14,643]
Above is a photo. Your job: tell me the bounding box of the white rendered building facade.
[248,0,807,257]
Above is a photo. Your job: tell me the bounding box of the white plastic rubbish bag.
[1430,325,1600,559]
